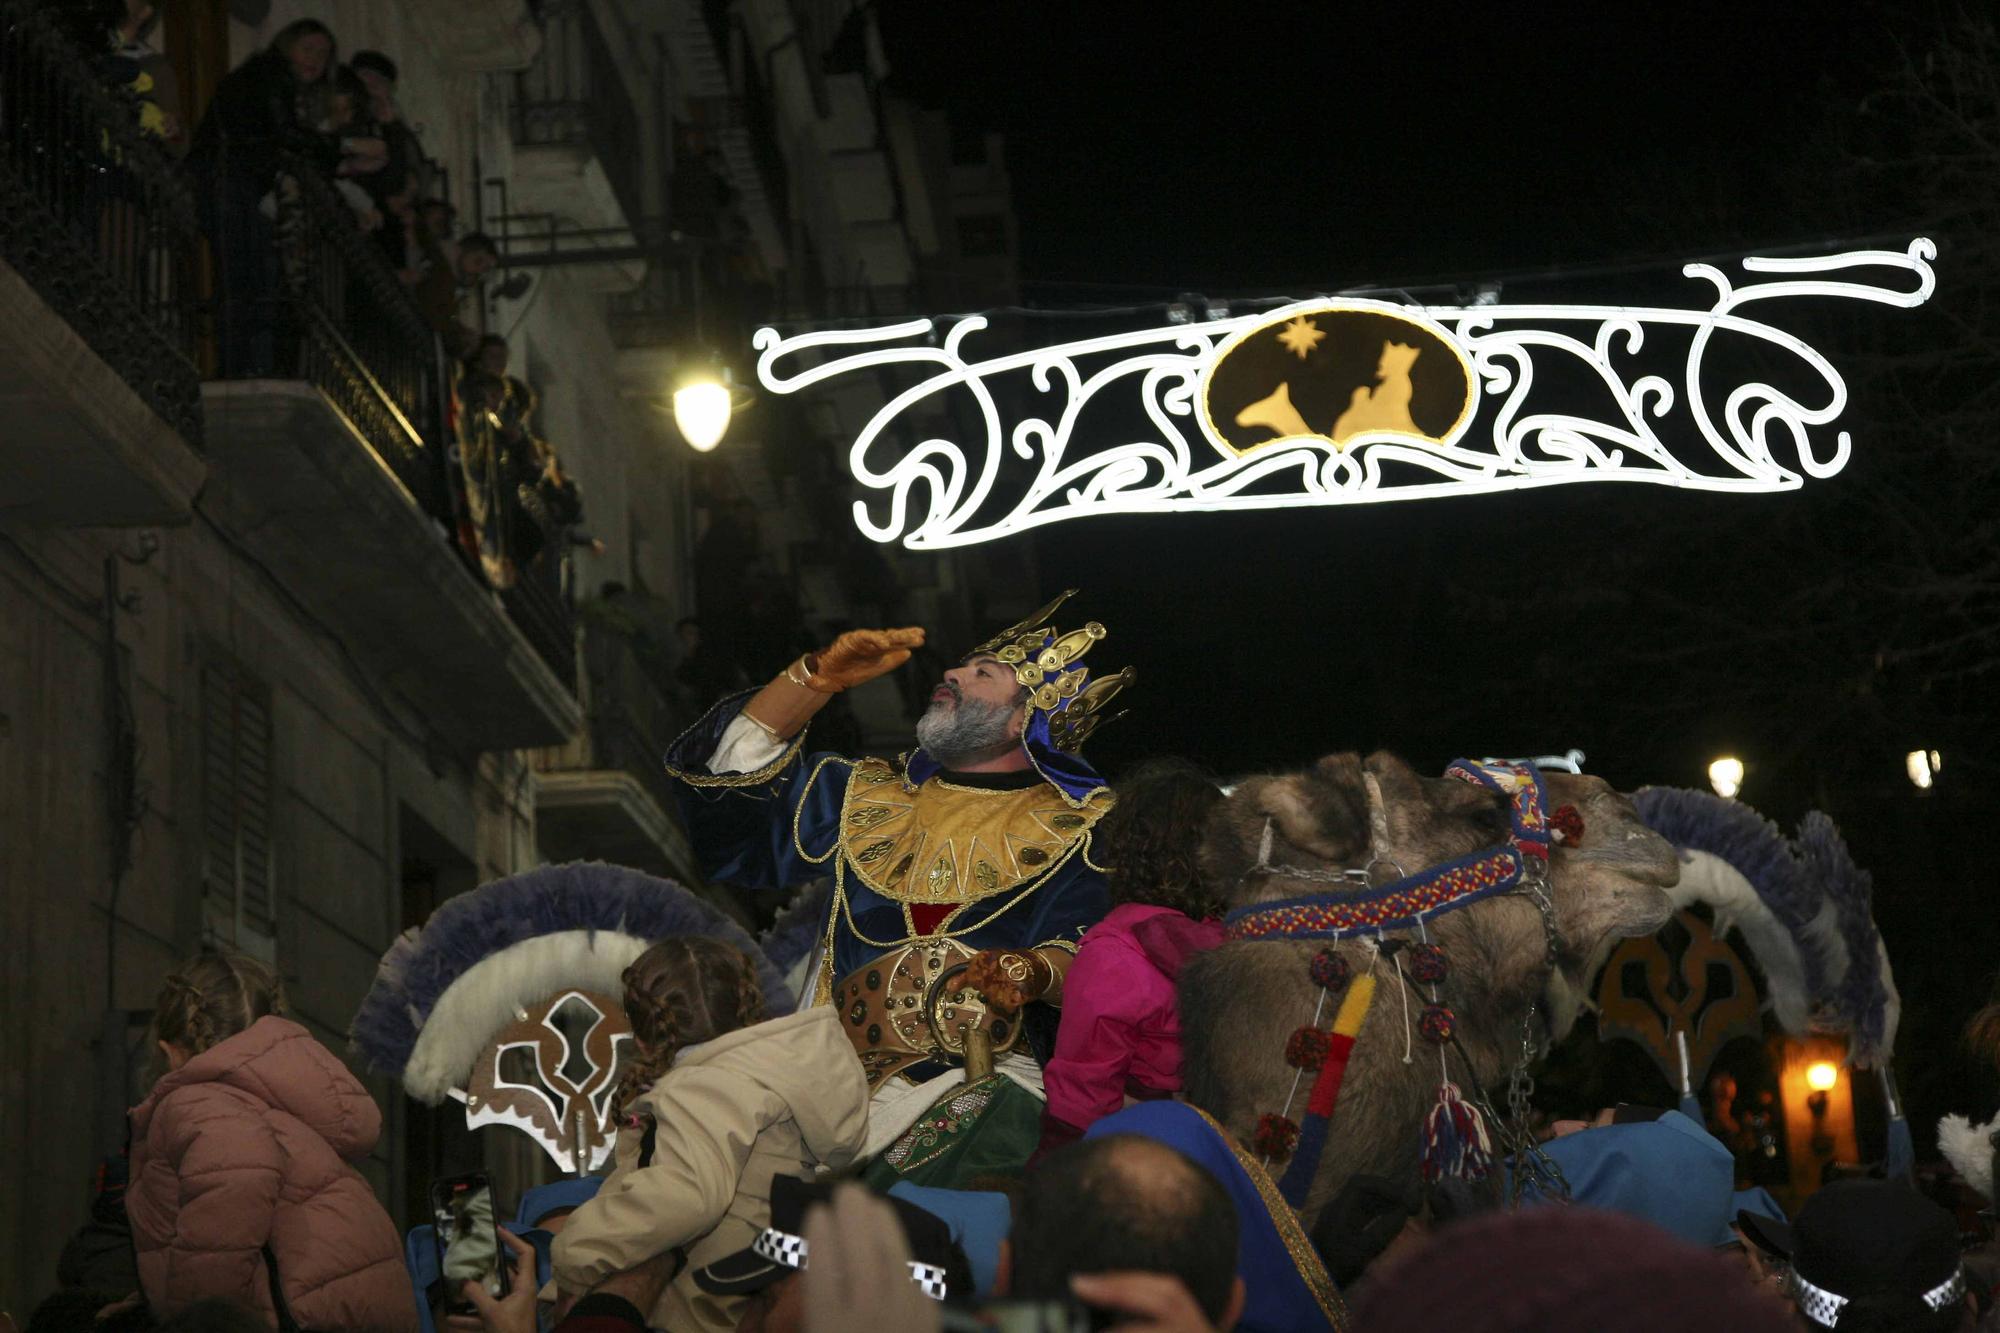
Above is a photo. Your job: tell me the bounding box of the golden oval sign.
[1199,302,1477,457]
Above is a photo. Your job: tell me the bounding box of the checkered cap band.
[1791,1272,1846,1328]
[1792,1267,1966,1327]
[749,1228,948,1300]
[752,1228,807,1269]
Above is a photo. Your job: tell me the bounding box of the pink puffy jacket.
[126,1016,416,1332]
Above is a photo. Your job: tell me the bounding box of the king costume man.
[665,590,1133,1170]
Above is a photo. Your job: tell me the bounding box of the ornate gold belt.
[833,939,1024,1088]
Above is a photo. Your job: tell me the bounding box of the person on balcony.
[665,590,1133,1187]
[349,51,425,212]
[414,231,497,357]
[186,18,338,375]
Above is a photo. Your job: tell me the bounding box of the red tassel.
[1420,1083,1494,1183]
[1550,804,1585,846]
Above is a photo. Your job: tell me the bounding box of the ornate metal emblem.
[461,989,632,1174]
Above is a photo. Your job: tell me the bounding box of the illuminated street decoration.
[753,239,1935,550]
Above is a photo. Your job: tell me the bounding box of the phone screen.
[430,1173,509,1315]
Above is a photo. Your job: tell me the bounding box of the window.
[201,656,277,961]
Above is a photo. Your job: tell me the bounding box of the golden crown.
[970,589,1135,752]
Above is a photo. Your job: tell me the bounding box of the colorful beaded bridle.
[1227,759,1584,1207]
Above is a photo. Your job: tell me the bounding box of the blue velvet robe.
[664,693,1112,993]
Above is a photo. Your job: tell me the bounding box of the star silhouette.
[1276,316,1326,360]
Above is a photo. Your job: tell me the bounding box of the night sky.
[873,0,1941,785]
[867,3,1997,1135]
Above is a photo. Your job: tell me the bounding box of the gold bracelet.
[784,654,813,689]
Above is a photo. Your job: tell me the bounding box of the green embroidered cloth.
[862,1074,1043,1189]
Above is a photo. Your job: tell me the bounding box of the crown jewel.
[970,589,1133,752]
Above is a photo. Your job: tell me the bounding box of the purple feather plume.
[1632,786,1825,993]
[1794,812,1891,1063]
[351,860,791,1077]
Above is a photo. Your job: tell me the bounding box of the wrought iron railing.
[259,155,578,691]
[0,0,204,444]
[270,157,448,513]
[514,0,644,227]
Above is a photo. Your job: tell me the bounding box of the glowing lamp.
[1905,749,1940,790]
[1805,1061,1839,1092]
[673,379,732,452]
[1707,757,1744,800]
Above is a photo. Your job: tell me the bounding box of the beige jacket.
[552,1006,870,1330]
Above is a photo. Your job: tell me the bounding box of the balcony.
[511,0,644,248]
[0,3,206,525]
[531,617,745,920]
[199,161,580,753]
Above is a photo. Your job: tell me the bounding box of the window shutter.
[201,657,277,960]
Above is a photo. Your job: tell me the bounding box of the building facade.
[0,0,1016,1315]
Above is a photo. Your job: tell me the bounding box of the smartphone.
[430,1171,509,1315]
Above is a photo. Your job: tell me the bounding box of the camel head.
[1537,771,1679,1035]
[1203,751,1515,908]
[1182,753,1680,1215]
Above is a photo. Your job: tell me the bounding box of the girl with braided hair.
[125,949,415,1330]
[551,935,870,1332]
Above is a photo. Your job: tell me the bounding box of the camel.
[1177,752,1679,1221]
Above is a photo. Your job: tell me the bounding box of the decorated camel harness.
[1224,759,1579,1207]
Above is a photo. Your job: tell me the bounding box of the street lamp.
[672,377,733,452]
[1905,749,1941,791]
[1707,756,1744,800]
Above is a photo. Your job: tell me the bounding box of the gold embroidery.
[836,757,1107,904]
[1189,1107,1349,1329]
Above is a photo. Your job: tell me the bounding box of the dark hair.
[613,936,764,1110]
[1011,1135,1238,1322]
[1099,758,1227,920]
[349,49,398,82]
[459,230,498,258]
[329,64,368,109]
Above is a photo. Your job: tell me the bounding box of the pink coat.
[126,1016,416,1332]
[1041,903,1224,1137]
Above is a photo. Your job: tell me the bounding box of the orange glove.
[804,627,925,693]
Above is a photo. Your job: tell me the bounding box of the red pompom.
[1309,948,1352,991]
[1550,804,1585,846]
[1285,1026,1333,1071]
[1418,1003,1457,1045]
[1255,1113,1300,1159]
[1408,942,1450,985]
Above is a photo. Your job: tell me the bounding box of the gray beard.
[914,694,1019,768]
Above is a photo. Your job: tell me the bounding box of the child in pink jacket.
[1039,759,1227,1153]
[125,950,415,1332]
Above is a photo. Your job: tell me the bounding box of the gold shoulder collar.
[838,757,1109,904]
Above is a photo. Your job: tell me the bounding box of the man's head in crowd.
[271,18,333,86]
[1004,1134,1244,1329]
[473,333,508,377]
[458,232,498,283]
[350,49,398,121]
[1739,1179,1975,1332]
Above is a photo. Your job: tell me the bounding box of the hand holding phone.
[430,1172,510,1317]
